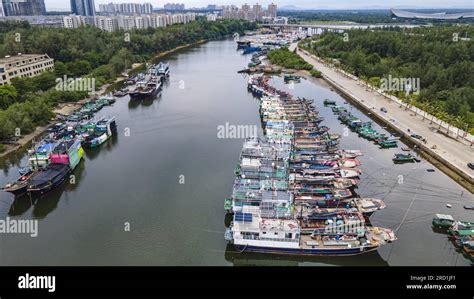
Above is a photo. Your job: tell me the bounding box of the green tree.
[0,85,18,110]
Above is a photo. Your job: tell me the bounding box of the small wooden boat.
[401,147,410,151]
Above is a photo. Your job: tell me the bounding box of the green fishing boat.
[284,74,301,82]
[379,139,398,148]
[234,164,241,176]
[448,221,474,231]
[393,153,418,163]
[323,99,336,105]
[449,229,474,238]
[432,214,454,228]
[224,198,233,212]
[331,105,347,114]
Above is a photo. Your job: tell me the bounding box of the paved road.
[290,43,474,186]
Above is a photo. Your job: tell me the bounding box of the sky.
[44,0,474,11]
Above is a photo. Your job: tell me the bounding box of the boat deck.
[300,234,362,250]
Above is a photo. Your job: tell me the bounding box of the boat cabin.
[432,214,455,228]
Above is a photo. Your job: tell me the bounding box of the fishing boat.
[83,117,117,148]
[323,99,336,106]
[449,220,474,231]
[225,198,233,213]
[284,74,301,82]
[228,217,395,256]
[236,40,251,49]
[113,89,128,97]
[128,78,162,99]
[352,198,386,216]
[50,139,84,170]
[28,142,57,169]
[1,169,38,196]
[242,46,262,55]
[379,139,398,148]
[464,206,474,210]
[462,241,474,259]
[157,62,170,78]
[432,214,455,229]
[392,153,418,163]
[128,64,162,99]
[27,163,71,197]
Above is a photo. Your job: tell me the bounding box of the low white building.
[0,54,55,86]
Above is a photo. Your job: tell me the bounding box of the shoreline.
[0,39,207,160]
[286,45,474,193]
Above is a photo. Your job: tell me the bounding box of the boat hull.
[2,183,28,196]
[233,244,378,256]
[129,86,161,100]
[27,165,70,197]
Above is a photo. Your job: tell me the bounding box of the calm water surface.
[0,39,472,266]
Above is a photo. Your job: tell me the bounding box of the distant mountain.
[278,5,307,11]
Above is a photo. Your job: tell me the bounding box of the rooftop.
[0,54,51,65]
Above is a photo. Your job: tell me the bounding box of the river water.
[0,38,472,266]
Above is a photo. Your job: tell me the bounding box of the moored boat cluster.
[2,96,118,198]
[325,102,399,149]
[432,214,474,261]
[224,74,396,256]
[125,62,170,100]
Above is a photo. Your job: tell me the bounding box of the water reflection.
[127,94,162,109]
[83,134,119,160]
[7,159,86,218]
[224,244,389,266]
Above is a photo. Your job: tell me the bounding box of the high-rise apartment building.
[267,3,277,18]
[222,3,277,22]
[98,2,153,15]
[2,0,46,16]
[70,0,95,16]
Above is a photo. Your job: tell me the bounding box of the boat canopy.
[37,143,56,153]
[434,214,454,221]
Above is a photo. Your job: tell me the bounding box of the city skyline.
[42,0,474,11]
